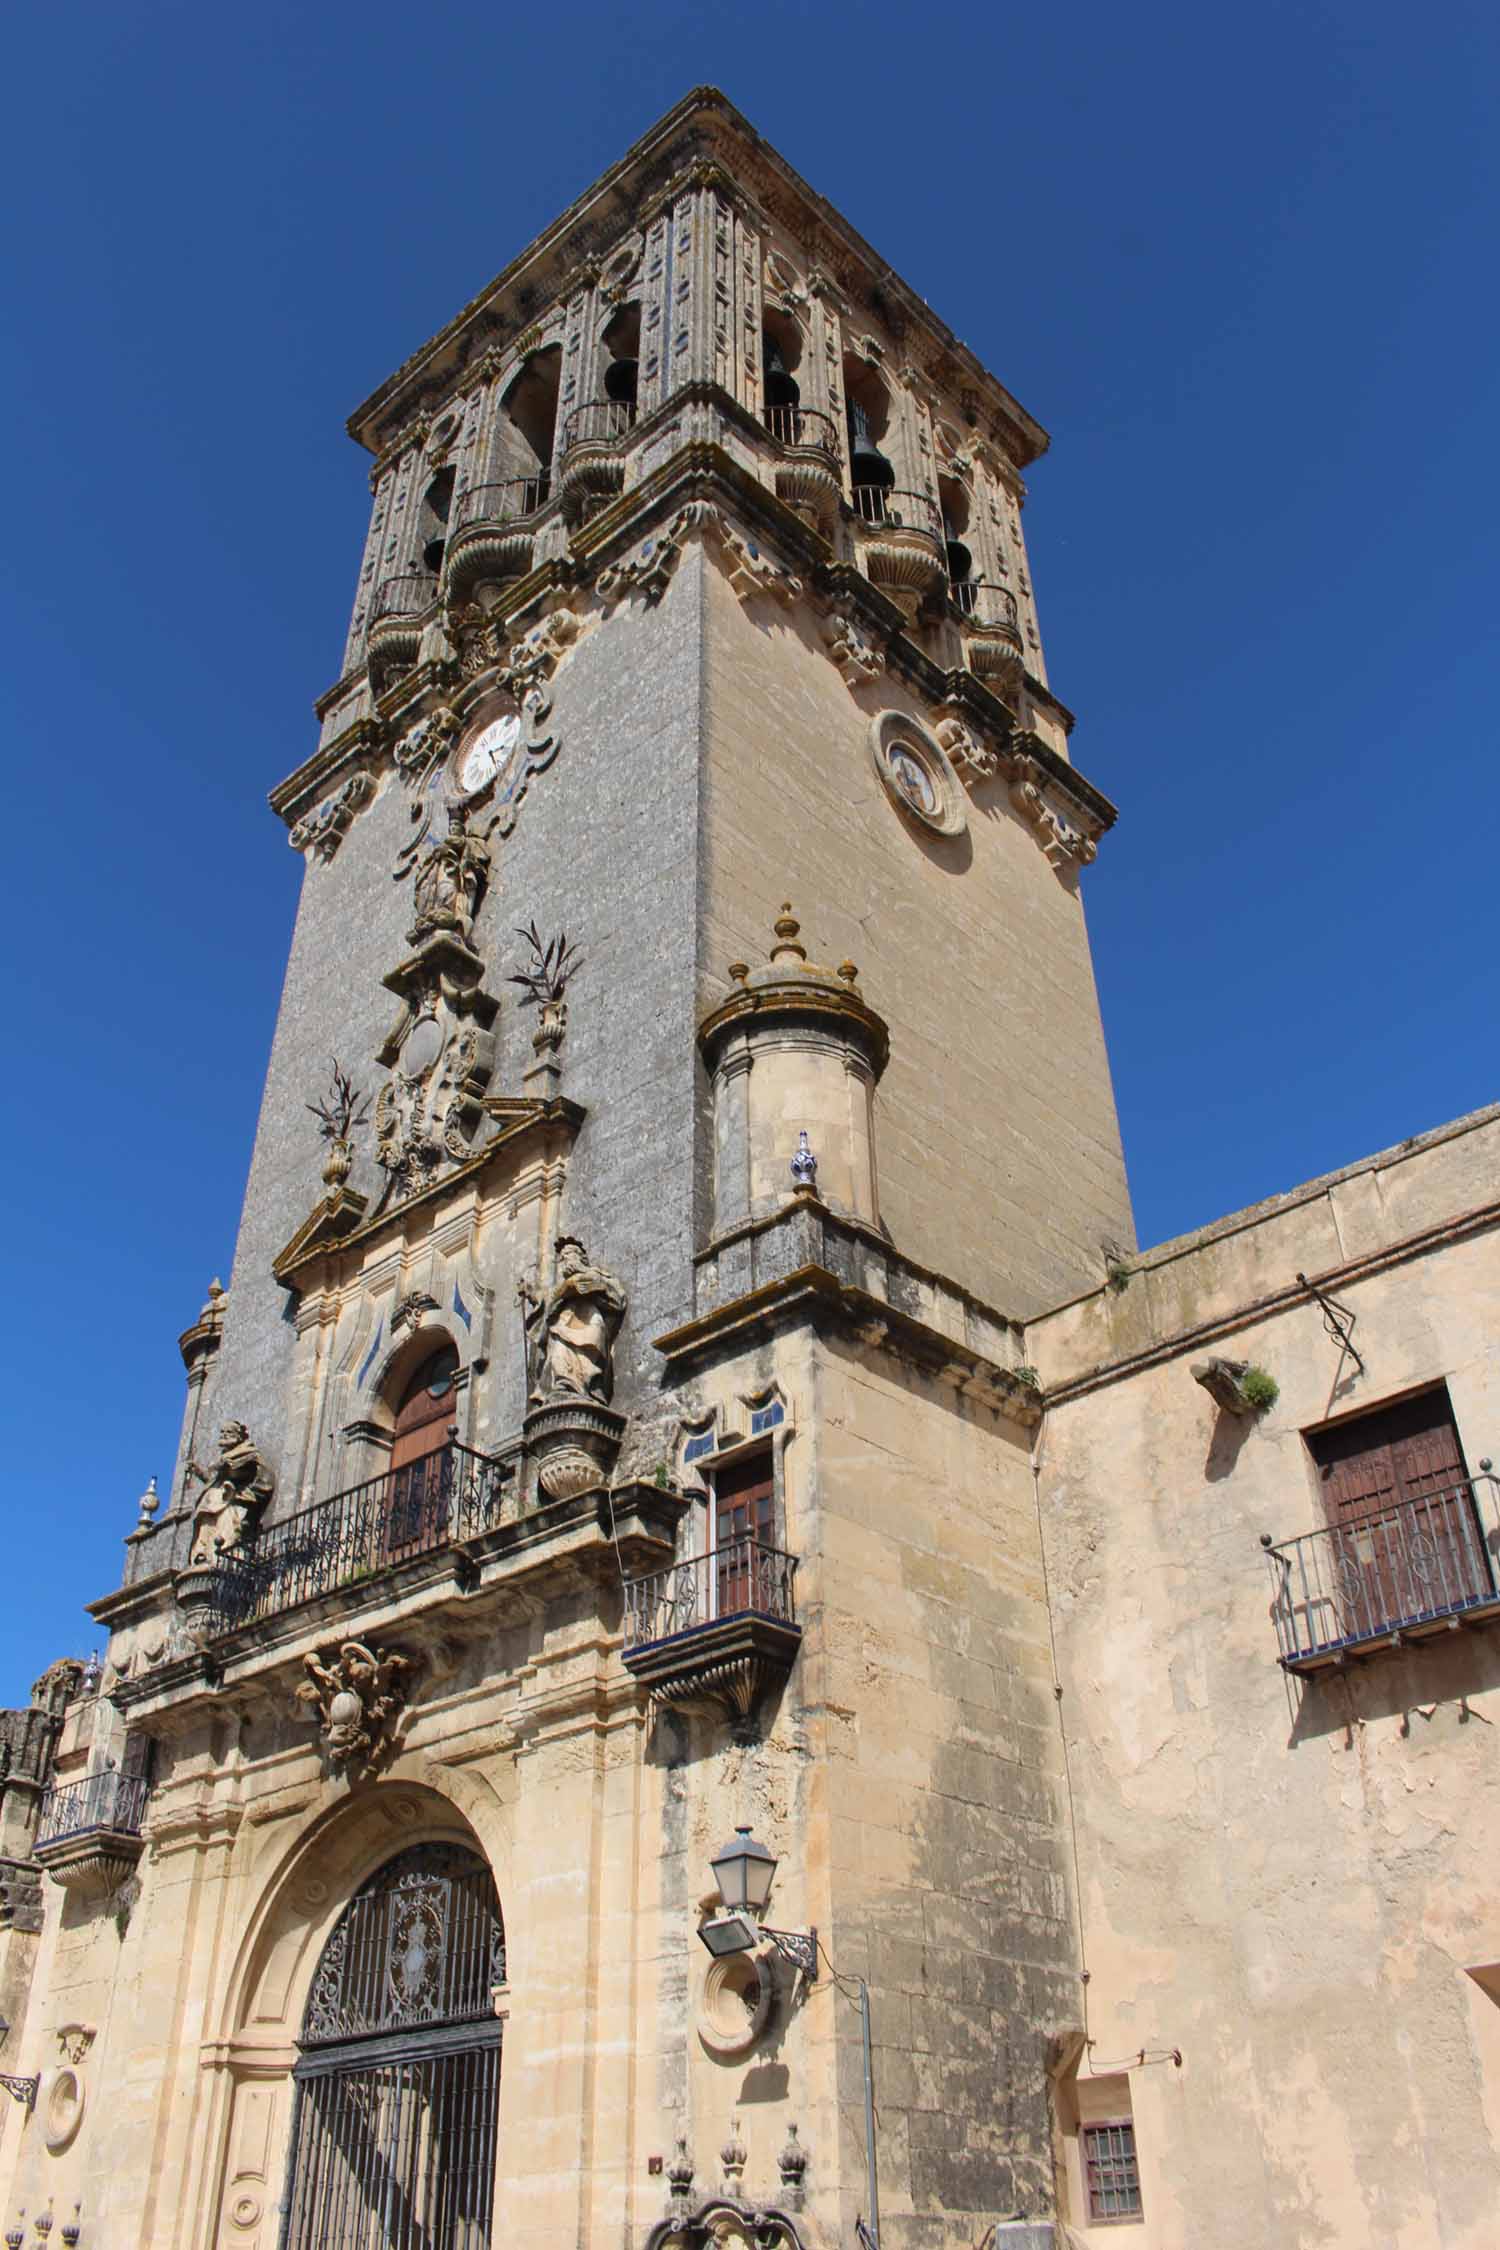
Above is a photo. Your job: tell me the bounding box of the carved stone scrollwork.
[1010,755,1099,871]
[820,609,885,686]
[296,1642,414,1782]
[933,711,1001,784]
[596,516,694,607]
[289,771,376,862]
[706,514,803,609]
[644,2197,810,2250]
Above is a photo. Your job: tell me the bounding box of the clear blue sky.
[2,2,1496,1693]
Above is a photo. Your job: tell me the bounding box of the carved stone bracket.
[1010,755,1099,870]
[933,710,1002,785]
[702,511,803,608]
[289,771,376,862]
[596,510,699,607]
[820,608,885,686]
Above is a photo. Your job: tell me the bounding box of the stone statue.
[518,1237,627,1406]
[408,802,494,948]
[184,1421,274,1564]
[296,1641,412,1780]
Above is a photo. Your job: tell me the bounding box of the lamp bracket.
[0,2073,37,2111]
[762,1924,818,1981]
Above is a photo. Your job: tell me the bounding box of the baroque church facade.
[2,88,1498,2250]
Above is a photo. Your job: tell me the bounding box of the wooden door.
[1309,1388,1488,1630]
[386,1347,458,1561]
[713,1449,776,1616]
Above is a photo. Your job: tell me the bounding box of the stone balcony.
[33,1769,148,1894]
[366,570,439,682]
[557,400,637,520]
[760,404,842,531]
[951,578,1025,687]
[621,1534,801,1737]
[847,484,948,618]
[442,475,552,604]
[104,1446,688,1728]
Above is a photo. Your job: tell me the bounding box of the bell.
[945,538,973,585]
[763,340,800,410]
[603,356,638,407]
[846,399,894,490]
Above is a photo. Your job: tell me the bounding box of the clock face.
[457,713,521,798]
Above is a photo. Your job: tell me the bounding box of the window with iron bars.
[1081,2119,1143,2223]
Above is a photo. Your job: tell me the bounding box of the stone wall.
[1026,1105,1500,2248]
[699,564,1134,1320]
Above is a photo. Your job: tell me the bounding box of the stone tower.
[2,90,1133,2250]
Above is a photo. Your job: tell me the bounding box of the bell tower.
[17,89,1134,2250]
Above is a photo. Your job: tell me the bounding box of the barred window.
[1082,2119,1143,2223]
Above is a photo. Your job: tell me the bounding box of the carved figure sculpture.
[185,1422,274,1563]
[408,802,494,948]
[518,1238,627,1406]
[296,1641,413,1780]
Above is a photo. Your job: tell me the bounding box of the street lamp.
[696,1829,879,2247]
[0,2019,37,2114]
[699,1828,817,1979]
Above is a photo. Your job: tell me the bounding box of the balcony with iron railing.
[1265,1471,1500,1672]
[621,1534,801,1731]
[194,1440,510,1639]
[760,404,841,527]
[34,1769,149,1892]
[366,570,440,681]
[950,576,1025,684]
[444,476,552,602]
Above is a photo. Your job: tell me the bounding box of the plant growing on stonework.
[1240,1365,1279,1413]
[1014,1365,1041,1392]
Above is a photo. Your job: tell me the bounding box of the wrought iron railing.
[623,1536,798,1652]
[849,485,943,542]
[452,474,551,531]
[560,399,636,450]
[950,579,1020,630]
[370,572,439,622]
[1266,1473,1500,1667]
[762,404,838,455]
[36,1769,149,1849]
[205,1441,510,1636]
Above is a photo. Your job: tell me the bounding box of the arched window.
[281,1842,505,2249]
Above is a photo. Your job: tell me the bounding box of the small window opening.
[420,465,456,576]
[497,346,561,500]
[1082,2120,1143,2224]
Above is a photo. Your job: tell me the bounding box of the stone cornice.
[656,1202,1038,1427]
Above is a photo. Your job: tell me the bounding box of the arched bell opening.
[842,356,895,497]
[939,474,975,605]
[278,1840,507,2249]
[601,303,640,412]
[420,464,457,579]
[761,310,803,408]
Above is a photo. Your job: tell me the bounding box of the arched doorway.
[385,1343,459,1562]
[279,1842,504,2248]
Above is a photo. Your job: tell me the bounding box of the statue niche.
[185,1420,274,1564]
[519,1237,628,1501]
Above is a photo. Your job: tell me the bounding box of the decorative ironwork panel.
[304,1846,506,2046]
[280,1845,504,2250]
[280,2042,499,2250]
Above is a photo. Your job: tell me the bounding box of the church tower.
[3,91,1132,2250]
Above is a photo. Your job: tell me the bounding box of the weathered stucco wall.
[699,566,1134,1320]
[1027,1106,1500,2248]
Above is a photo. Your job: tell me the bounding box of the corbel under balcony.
[32,1772,148,1896]
[621,1537,802,1738]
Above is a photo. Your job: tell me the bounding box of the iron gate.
[279,1844,505,2250]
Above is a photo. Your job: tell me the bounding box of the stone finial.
[136,1476,160,1528]
[728,960,750,986]
[790,1131,818,1191]
[837,960,859,985]
[5,2220,22,2250]
[667,2134,695,2213]
[720,2115,747,2196]
[769,904,807,965]
[777,2122,808,2210]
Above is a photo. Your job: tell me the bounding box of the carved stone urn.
[523,1399,627,1501]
